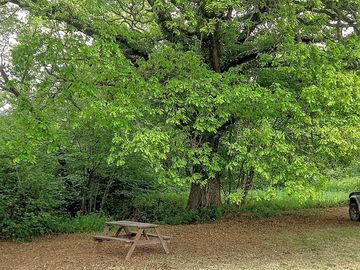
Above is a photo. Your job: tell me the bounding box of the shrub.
[0,160,64,240]
[132,191,187,224]
[132,191,223,224]
[55,213,109,233]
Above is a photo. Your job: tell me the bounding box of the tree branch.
[3,0,149,62]
[0,65,21,98]
[221,47,274,72]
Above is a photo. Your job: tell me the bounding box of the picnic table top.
[105,220,159,228]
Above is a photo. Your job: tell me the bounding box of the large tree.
[1,0,359,210]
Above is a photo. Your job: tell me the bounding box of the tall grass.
[54,213,109,234]
[241,177,360,217]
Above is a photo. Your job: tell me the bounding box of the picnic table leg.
[123,226,132,238]
[125,228,143,260]
[143,230,150,240]
[115,226,123,237]
[155,227,169,254]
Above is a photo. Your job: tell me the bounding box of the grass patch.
[55,213,109,233]
[131,177,360,222]
[280,226,360,251]
[240,177,360,217]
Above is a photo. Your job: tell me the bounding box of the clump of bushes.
[0,161,63,240]
[0,159,109,240]
[132,191,223,224]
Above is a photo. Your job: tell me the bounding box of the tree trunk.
[209,22,221,72]
[240,168,255,207]
[186,20,222,211]
[187,176,221,210]
[100,179,113,212]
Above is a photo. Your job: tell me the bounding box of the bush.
[132,191,223,224]
[132,191,187,224]
[55,213,109,233]
[0,152,108,239]
[0,160,64,240]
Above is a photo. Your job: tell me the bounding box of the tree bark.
[187,176,221,210]
[187,133,222,210]
[209,22,221,72]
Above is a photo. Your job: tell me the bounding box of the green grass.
[132,177,360,222]
[55,213,109,233]
[280,226,360,251]
[240,177,360,217]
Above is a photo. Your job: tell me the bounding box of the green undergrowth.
[44,177,360,232]
[4,177,359,240]
[131,191,223,225]
[1,213,109,241]
[55,213,109,233]
[240,177,360,217]
[122,177,360,223]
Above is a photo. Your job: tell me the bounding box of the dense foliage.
[0,0,359,239]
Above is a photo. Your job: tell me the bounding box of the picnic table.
[93,221,170,260]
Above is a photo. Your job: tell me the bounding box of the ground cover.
[1,207,360,270]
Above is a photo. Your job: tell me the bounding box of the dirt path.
[1,207,360,270]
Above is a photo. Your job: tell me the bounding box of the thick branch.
[0,65,21,98]
[217,116,237,133]
[146,0,200,44]
[221,49,265,72]
[236,6,269,44]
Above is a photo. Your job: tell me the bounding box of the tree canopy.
[0,0,359,212]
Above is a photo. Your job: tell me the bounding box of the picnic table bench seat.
[93,233,171,242]
[93,235,133,243]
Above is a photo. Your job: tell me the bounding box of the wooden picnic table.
[93,221,170,260]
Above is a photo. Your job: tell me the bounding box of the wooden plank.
[106,221,159,228]
[125,228,143,260]
[155,228,169,254]
[115,226,123,237]
[145,233,171,240]
[93,222,171,260]
[143,230,150,240]
[117,230,170,240]
[92,235,133,243]
[123,226,132,236]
